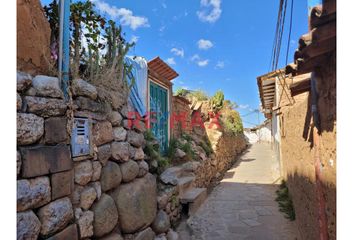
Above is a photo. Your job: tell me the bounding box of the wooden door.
[149,81,169,154]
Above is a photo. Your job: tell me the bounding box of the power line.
[285,0,294,65]
[269,0,288,72]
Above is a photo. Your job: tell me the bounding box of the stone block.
[80,186,97,210]
[38,197,74,236]
[32,75,63,98]
[108,111,123,127]
[21,144,72,178]
[127,130,145,147]
[111,141,130,162]
[101,233,124,240]
[92,161,102,181]
[134,227,155,240]
[151,210,170,234]
[72,79,97,100]
[134,147,145,160]
[51,170,73,200]
[17,93,22,111]
[97,144,111,166]
[75,209,94,238]
[92,194,118,237]
[17,113,44,145]
[44,117,68,144]
[25,96,67,117]
[110,173,157,233]
[46,224,78,240]
[120,160,139,183]
[89,181,102,200]
[92,121,113,146]
[17,176,51,212]
[17,71,32,92]
[100,161,122,192]
[74,160,93,185]
[137,161,149,178]
[17,151,22,175]
[113,127,127,141]
[17,210,41,240]
[74,96,107,113]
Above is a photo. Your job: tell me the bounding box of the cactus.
[210,90,224,112]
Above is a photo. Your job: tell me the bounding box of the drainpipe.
[58,0,70,100]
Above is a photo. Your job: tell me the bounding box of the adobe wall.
[17,0,51,75]
[280,92,319,240]
[16,72,177,239]
[279,52,336,240]
[171,96,192,137]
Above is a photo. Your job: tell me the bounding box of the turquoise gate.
[149,81,169,154]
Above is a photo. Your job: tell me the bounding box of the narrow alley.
[178,143,299,240]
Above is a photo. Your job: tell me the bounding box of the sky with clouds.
[41,0,309,128]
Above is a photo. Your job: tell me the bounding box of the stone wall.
[194,127,247,188]
[17,72,178,240]
[171,96,192,137]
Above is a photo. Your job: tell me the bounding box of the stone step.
[177,176,195,196]
[180,187,207,216]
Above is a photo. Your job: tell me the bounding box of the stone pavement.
[177,143,300,240]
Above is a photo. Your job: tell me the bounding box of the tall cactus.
[210,90,224,112]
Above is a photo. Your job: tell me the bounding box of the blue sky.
[41,0,309,128]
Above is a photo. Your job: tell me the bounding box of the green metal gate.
[149,81,169,154]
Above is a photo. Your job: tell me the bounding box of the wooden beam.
[312,21,336,43]
[290,76,311,96]
[301,36,336,59]
[310,4,336,29]
[296,54,329,75]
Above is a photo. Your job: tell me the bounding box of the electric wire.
[285,0,294,65]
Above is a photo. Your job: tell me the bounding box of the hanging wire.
[274,0,288,70]
[285,0,294,65]
[269,0,289,72]
[269,0,284,71]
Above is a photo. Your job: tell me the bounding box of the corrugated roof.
[148,57,179,81]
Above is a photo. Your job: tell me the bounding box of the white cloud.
[92,0,149,30]
[130,35,139,44]
[191,54,200,61]
[215,61,224,69]
[171,48,184,58]
[166,58,176,65]
[197,0,222,23]
[190,54,209,67]
[162,2,167,9]
[197,59,209,67]
[197,39,213,50]
[239,104,250,109]
[159,25,166,32]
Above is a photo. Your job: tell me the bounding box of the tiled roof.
[285,1,336,76]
